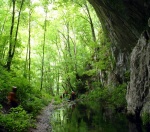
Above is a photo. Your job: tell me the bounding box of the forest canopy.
[0,0,108,94]
[0,0,122,131]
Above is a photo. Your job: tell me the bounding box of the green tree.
[6,0,25,71]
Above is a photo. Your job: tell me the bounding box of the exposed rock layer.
[126,29,150,115]
[88,0,150,115]
[88,0,150,50]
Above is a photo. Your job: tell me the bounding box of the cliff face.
[126,28,150,115]
[88,0,150,115]
[88,0,149,49]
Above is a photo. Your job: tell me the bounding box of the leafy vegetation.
[142,112,150,125]
[80,83,127,110]
[0,0,129,131]
[0,106,33,132]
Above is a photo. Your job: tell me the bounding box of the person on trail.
[69,91,76,101]
[7,86,18,108]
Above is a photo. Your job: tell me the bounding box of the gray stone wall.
[126,27,150,115]
[88,0,150,115]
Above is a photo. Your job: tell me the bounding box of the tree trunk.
[85,2,96,42]
[6,0,16,71]
[28,1,31,82]
[40,9,47,90]
[6,0,24,71]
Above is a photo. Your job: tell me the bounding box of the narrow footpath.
[28,99,75,132]
[29,101,54,132]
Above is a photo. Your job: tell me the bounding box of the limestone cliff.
[88,0,150,116]
[126,28,150,116]
[88,0,150,49]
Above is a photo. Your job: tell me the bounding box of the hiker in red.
[7,86,18,108]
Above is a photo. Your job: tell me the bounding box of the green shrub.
[80,83,127,109]
[0,66,31,106]
[22,96,44,117]
[0,104,2,113]
[20,90,52,118]
[142,112,150,125]
[0,106,33,132]
[53,96,62,105]
[110,83,127,108]
[81,87,110,102]
[40,91,53,106]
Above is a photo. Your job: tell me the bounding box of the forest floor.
[29,100,65,132]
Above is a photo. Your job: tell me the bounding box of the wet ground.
[29,100,150,132]
[29,100,67,132]
[29,102,53,132]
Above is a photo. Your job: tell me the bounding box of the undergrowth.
[0,106,34,132]
[80,83,127,109]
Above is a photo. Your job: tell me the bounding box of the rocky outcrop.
[126,28,150,116]
[88,0,150,71]
[88,0,150,91]
[88,0,150,115]
[88,0,150,49]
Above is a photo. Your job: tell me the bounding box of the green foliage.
[0,104,2,113]
[81,87,110,102]
[109,83,127,108]
[0,106,33,132]
[53,96,62,105]
[124,70,130,82]
[22,91,52,117]
[0,67,14,104]
[0,0,126,130]
[142,112,150,125]
[83,69,96,76]
[40,92,53,106]
[0,65,32,105]
[24,99,43,117]
[11,77,31,102]
[0,62,51,130]
[80,83,127,109]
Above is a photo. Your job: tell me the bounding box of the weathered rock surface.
[88,0,150,115]
[88,0,150,49]
[126,28,150,116]
[88,1,150,76]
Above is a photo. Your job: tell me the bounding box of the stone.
[126,28,150,116]
[88,0,150,116]
[88,0,150,85]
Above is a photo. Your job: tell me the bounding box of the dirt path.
[29,100,67,132]
[29,101,55,132]
[28,100,74,132]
